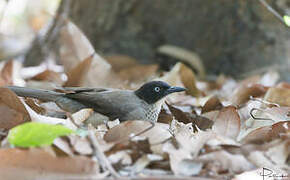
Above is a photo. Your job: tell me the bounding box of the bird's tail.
[6,86,63,102]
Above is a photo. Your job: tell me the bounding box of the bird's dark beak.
[166,86,186,94]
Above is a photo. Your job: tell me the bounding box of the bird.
[7,81,186,123]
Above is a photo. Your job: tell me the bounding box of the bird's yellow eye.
[154,87,160,92]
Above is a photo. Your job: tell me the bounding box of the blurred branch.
[23,0,71,66]
[258,0,288,27]
[88,130,120,178]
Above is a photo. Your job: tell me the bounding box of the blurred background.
[0,0,289,81]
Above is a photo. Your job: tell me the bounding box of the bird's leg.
[129,121,155,139]
[116,121,155,144]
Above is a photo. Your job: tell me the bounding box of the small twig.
[88,130,120,178]
[115,121,155,144]
[24,0,71,66]
[258,0,288,27]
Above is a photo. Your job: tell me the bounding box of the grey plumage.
[7,81,185,122]
[7,86,159,122]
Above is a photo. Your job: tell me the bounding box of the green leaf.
[8,122,75,147]
[283,15,290,27]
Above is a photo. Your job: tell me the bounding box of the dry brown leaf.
[201,95,223,114]
[156,62,183,87]
[239,75,261,87]
[53,138,74,156]
[277,82,290,89]
[104,120,171,145]
[0,148,99,179]
[0,88,30,129]
[104,120,171,155]
[263,106,290,122]
[231,84,267,106]
[212,106,241,139]
[164,120,214,175]
[241,121,290,143]
[264,87,290,107]
[179,63,201,97]
[106,138,152,163]
[60,21,120,88]
[24,98,46,114]
[198,150,254,173]
[105,55,140,72]
[157,45,205,79]
[157,108,173,124]
[118,64,158,83]
[0,60,13,86]
[31,70,63,85]
[202,110,219,122]
[166,103,213,130]
[64,54,93,87]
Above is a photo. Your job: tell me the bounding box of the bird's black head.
[135,81,186,104]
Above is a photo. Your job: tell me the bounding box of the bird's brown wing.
[64,90,138,120]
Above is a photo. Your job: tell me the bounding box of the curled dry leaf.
[0,60,13,86]
[157,108,173,124]
[30,70,63,85]
[230,84,267,106]
[241,121,290,143]
[264,87,290,107]
[166,103,213,130]
[156,62,183,87]
[64,54,93,87]
[60,21,120,88]
[179,63,201,97]
[0,88,30,129]
[0,148,99,179]
[68,108,94,127]
[157,45,205,79]
[212,106,241,140]
[201,95,223,114]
